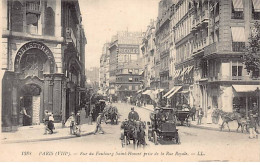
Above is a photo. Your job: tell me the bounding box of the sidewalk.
[1,123,96,144]
[1,110,96,144]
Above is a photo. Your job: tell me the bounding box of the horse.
[135,120,147,148]
[214,109,244,132]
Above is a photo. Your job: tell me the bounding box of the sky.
[78,0,160,69]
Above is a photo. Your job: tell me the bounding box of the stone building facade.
[1,0,86,131]
[108,31,143,100]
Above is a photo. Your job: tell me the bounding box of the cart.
[147,107,180,145]
[175,110,190,126]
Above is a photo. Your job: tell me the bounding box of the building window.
[232,62,243,79]
[12,1,23,32]
[44,7,55,36]
[252,0,260,20]
[231,0,244,19]
[26,0,41,34]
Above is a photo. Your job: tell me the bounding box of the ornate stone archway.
[14,41,55,74]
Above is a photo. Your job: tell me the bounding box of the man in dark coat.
[128,107,139,121]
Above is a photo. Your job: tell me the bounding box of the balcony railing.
[66,27,80,54]
[201,10,209,24]
[232,42,245,52]
[211,75,260,81]
[26,2,41,14]
[231,12,244,19]
[204,42,218,56]
[192,19,197,31]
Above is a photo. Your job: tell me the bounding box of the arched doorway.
[20,84,42,125]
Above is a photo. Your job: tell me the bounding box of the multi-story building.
[1,0,86,131]
[99,43,110,96]
[141,20,156,90]
[155,0,174,92]
[86,67,99,92]
[109,31,143,100]
[163,0,260,117]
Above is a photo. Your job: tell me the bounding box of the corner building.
[1,0,86,131]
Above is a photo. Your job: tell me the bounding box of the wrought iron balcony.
[201,10,209,25]
[232,42,245,52]
[66,27,80,54]
[26,2,41,14]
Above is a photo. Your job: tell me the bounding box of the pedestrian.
[249,112,258,139]
[212,106,219,124]
[43,110,50,135]
[94,112,104,134]
[190,105,196,121]
[65,112,76,135]
[76,111,81,126]
[207,106,213,124]
[48,112,55,134]
[20,107,31,126]
[197,105,204,125]
[252,102,259,127]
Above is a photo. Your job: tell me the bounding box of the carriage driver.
[128,107,140,121]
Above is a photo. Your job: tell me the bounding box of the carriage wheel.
[176,133,181,144]
[115,114,118,125]
[187,119,191,127]
[153,131,158,145]
[124,135,128,145]
[104,116,108,124]
[148,132,152,141]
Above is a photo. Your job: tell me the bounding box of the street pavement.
[1,102,259,161]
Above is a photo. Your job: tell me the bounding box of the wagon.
[175,110,190,127]
[147,107,180,145]
[103,106,118,125]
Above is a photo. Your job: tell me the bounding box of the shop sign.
[15,41,55,72]
[118,44,139,54]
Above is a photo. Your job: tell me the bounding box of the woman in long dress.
[207,106,213,124]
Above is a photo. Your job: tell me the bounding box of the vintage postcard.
[0,0,260,162]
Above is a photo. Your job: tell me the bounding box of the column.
[53,74,63,121]
[55,0,62,37]
[2,0,8,31]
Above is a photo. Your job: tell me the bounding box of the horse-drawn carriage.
[120,119,146,148]
[147,107,180,145]
[103,105,119,124]
[175,110,191,126]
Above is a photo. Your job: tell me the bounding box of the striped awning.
[186,66,194,75]
[180,67,189,76]
[167,86,182,99]
[252,0,260,12]
[233,85,260,92]
[163,87,176,98]
[232,0,244,11]
[174,70,181,78]
[231,27,245,42]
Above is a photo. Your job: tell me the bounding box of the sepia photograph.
[0,0,260,162]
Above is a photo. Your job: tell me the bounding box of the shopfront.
[2,41,64,131]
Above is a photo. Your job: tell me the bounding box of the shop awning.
[167,86,182,99]
[253,0,260,12]
[232,0,243,11]
[153,88,164,95]
[231,27,245,42]
[174,70,181,78]
[142,90,152,95]
[232,85,260,92]
[185,66,194,75]
[180,67,188,77]
[163,86,176,98]
[137,90,142,93]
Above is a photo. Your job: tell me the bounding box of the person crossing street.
[94,112,104,134]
